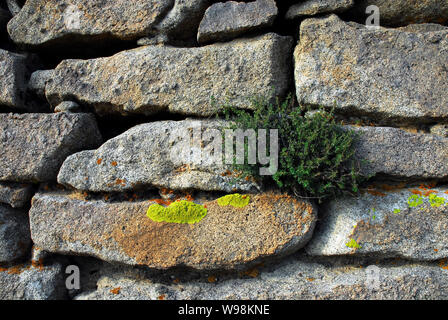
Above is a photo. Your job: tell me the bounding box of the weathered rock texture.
[355,0,448,26]
[0,182,34,208]
[306,187,448,260]
[46,33,292,116]
[58,119,258,193]
[0,204,30,263]
[0,49,27,110]
[294,15,448,124]
[197,0,278,44]
[0,263,66,300]
[7,0,173,49]
[353,126,448,180]
[75,258,448,300]
[0,113,102,183]
[29,191,317,270]
[286,0,353,19]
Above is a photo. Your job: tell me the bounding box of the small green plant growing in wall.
[220,94,365,201]
[147,200,207,224]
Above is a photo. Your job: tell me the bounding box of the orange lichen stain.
[207,276,217,283]
[43,185,50,191]
[96,158,102,165]
[434,249,439,253]
[424,190,437,197]
[115,179,126,186]
[410,189,423,196]
[439,259,448,270]
[149,198,173,206]
[110,287,121,295]
[173,278,180,284]
[7,265,25,275]
[379,183,406,192]
[160,188,174,195]
[158,294,166,300]
[31,259,44,271]
[111,161,118,167]
[104,195,110,201]
[307,278,315,282]
[185,193,194,202]
[367,189,386,197]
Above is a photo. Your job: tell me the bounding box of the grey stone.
[5,0,21,16]
[54,101,82,113]
[0,182,34,208]
[294,15,448,124]
[430,124,448,137]
[46,33,292,116]
[156,0,210,43]
[28,70,54,99]
[58,119,259,193]
[0,49,27,110]
[197,0,278,44]
[29,191,317,270]
[355,0,448,27]
[0,262,66,300]
[0,204,30,263]
[7,0,175,49]
[0,113,102,183]
[74,257,448,300]
[353,126,448,180]
[306,186,448,260]
[286,0,354,19]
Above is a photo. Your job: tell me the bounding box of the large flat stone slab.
[0,262,66,300]
[353,126,448,180]
[29,191,317,270]
[7,0,174,49]
[58,119,259,193]
[306,186,448,260]
[197,0,278,44]
[46,33,293,116]
[74,258,448,300]
[0,204,30,263]
[0,182,34,208]
[355,0,448,27]
[294,15,448,124]
[0,113,102,183]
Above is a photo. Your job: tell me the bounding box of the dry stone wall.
[0,0,448,300]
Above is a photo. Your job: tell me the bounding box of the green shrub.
[220,94,365,201]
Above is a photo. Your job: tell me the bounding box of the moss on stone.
[346,238,361,249]
[217,194,250,208]
[428,194,446,207]
[146,200,207,224]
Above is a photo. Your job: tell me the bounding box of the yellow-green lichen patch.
[393,208,401,214]
[146,200,207,224]
[428,194,446,207]
[346,238,361,249]
[407,194,423,208]
[217,194,250,208]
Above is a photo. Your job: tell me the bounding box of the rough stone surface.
[306,187,448,260]
[156,0,210,43]
[7,0,174,49]
[28,70,54,99]
[0,182,34,208]
[5,0,21,16]
[353,126,448,180]
[0,262,66,300]
[74,257,448,300]
[286,0,353,19]
[0,113,102,183]
[54,101,82,113]
[29,191,317,270]
[0,204,30,263]
[197,0,278,44]
[58,119,260,193]
[46,33,292,116]
[294,15,448,124]
[0,49,27,110]
[355,0,448,26]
